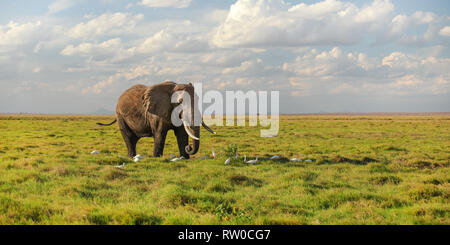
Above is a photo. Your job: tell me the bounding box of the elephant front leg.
[153,130,168,157]
[174,127,190,159]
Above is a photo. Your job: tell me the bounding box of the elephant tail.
[96,119,117,126]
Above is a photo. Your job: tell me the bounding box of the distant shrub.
[369,164,391,173]
[409,186,444,201]
[223,144,238,159]
[385,146,407,152]
[103,169,128,180]
[370,175,402,185]
[215,203,251,223]
[88,211,110,225]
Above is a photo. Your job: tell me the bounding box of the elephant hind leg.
[118,118,139,158]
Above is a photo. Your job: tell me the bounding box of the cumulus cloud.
[439,26,450,37]
[383,10,450,46]
[68,12,144,39]
[213,0,395,48]
[213,0,449,48]
[222,58,264,75]
[283,47,449,96]
[0,21,42,51]
[283,47,376,77]
[61,38,136,63]
[139,0,191,8]
[137,28,210,54]
[48,0,76,14]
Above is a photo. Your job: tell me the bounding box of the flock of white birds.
[90,148,312,169]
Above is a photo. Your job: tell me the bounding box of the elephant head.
[143,81,215,156]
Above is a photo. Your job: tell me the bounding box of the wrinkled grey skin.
[97,81,208,159]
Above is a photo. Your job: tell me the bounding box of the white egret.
[171,156,184,162]
[115,163,125,169]
[246,157,258,164]
[224,157,231,165]
[290,158,301,162]
[305,159,313,162]
[243,155,246,162]
[212,148,216,159]
[91,150,100,155]
[133,154,143,162]
[270,155,280,160]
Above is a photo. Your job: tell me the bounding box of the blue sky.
[0,0,449,114]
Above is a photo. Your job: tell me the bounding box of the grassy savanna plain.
[0,114,449,225]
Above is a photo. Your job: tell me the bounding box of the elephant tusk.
[183,122,200,140]
[202,121,216,135]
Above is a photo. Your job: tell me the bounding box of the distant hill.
[87,108,114,115]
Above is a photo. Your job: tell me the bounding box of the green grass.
[0,114,449,224]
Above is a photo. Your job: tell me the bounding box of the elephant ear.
[143,81,176,123]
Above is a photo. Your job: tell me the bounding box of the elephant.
[96,81,216,159]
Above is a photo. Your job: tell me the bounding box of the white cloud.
[61,38,136,62]
[222,58,264,75]
[213,0,395,48]
[137,28,210,54]
[382,52,419,69]
[61,38,121,56]
[139,0,191,8]
[439,26,450,37]
[283,47,450,96]
[386,11,447,45]
[68,12,144,39]
[213,0,448,48]
[0,21,42,51]
[48,0,76,14]
[137,29,174,53]
[283,47,374,77]
[354,0,393,23]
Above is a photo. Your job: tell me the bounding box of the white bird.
[304,159,313,162]
[200,155,209,160]
[133,154,144,162]
[224,157,231,165]
[270,155,280,160]
[170,154,176,159]
[212,148,216,159]
[115,163,125,169]
[290,158,301,162]
[171,156,184,162]
[246,157,258,165]
[90,150,100,155]
[243,155,247,162]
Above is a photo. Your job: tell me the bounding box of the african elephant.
[96,81,215,159]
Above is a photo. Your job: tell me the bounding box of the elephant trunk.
[184,97,200,155]
[185,126,199,155]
